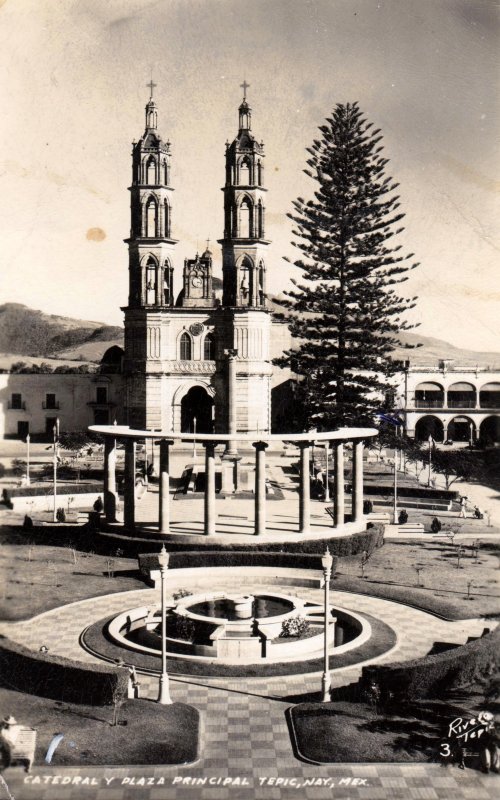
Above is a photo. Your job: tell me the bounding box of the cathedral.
[123,84,273,437]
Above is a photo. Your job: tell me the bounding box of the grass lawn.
[0,689,199,766]
[336,539,500,619]
[289,690,500,766]
[0,527,145,621]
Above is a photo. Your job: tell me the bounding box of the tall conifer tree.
[275,102,419,429]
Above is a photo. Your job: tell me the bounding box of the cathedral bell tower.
[123,84,178,430]
[219,82,269,308]
[126,82,176,308]
[217,84,272,439]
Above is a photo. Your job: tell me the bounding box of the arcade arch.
[414,415,444,442]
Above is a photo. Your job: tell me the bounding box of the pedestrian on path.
[459,496,468,518]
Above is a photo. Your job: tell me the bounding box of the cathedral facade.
[123,87,273,436]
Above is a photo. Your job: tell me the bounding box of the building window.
[10,393,23,410]
[203,333,215,360]
[94,409,109,425]
[180,332,192,360]
[45,393,57,409]
[45,417,58,436]
[17,421,29,438]
[96,386,108,404]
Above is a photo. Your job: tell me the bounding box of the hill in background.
[1,301,499,369]
[0,304,123,358]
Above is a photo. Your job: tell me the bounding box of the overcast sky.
[0,0,498,351]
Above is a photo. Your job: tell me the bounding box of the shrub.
[3,483,102,502]
[279,615,310,638]
[56,507,66,523]
[167,615,197,641]
[22,514,33,530]
[363,499,373,514]
[93,496,104,513]
[360,626,500,703]
[398,509,408,525]
[0,635,128,705]
[431,517,442,533]
[172,588,192,601]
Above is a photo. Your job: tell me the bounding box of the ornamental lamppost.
[321,547,333,702]
[324,443,330,502]
[25,432,30,486]
[427,434,434,488]
[157,545,172,705]
[52,418,60,522]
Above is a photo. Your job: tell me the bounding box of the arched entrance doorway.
[479,416,500,446]
[447,416,475,444]
[415,415,444,442]
[181,386,214,434]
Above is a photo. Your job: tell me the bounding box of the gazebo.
[89,426,378,538]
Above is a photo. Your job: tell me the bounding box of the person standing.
[459,496,468,518]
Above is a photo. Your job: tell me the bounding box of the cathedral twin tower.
[123,86,272,436]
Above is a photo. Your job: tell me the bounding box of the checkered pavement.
[0,578,496,800]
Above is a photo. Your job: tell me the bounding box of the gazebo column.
[225,349,239,456]
[333,442,345,528]
[124,439,136,530]
[253,441,268,535]
[352,441,364,523]
[298,441,311,534]
[103,436,118,522]
[159,439,174,534]
[204,442,217,536]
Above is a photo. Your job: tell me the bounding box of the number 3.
[440,742,451,758]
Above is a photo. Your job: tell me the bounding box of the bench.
[10,727,37,772]
[397,523,425,535]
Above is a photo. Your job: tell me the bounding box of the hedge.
[2,483,102,503]
[139,550,337,574]
[360,625,500,703]
[364,485,458,501]
[129,526,384,560]
[0,634,128,705]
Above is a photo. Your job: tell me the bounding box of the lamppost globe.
[158,544,170,570]
[321,548,333,573]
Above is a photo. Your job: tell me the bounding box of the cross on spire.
[240,80,250,100]
[147,78,157,99]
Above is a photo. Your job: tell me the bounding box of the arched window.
[180,332,192,360]
[146,157,156,185]
[239,198,252,238]
[257,201,264,237]
[146,257,156,304]
[164,199,170,237]
[239,256,253,305]
[257,160,262,185]
[203,332,215,360]
[146,198,157,237]
[239,158,250,185]
[163,160,168,185]
[163,262,171,305]
[258,261,265,305]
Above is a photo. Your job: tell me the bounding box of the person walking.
[479,712,499,774]
[459,496,468,518]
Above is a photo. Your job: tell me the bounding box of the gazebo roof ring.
[89,425,379,443]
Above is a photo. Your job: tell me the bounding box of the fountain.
[106,591,369,665]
